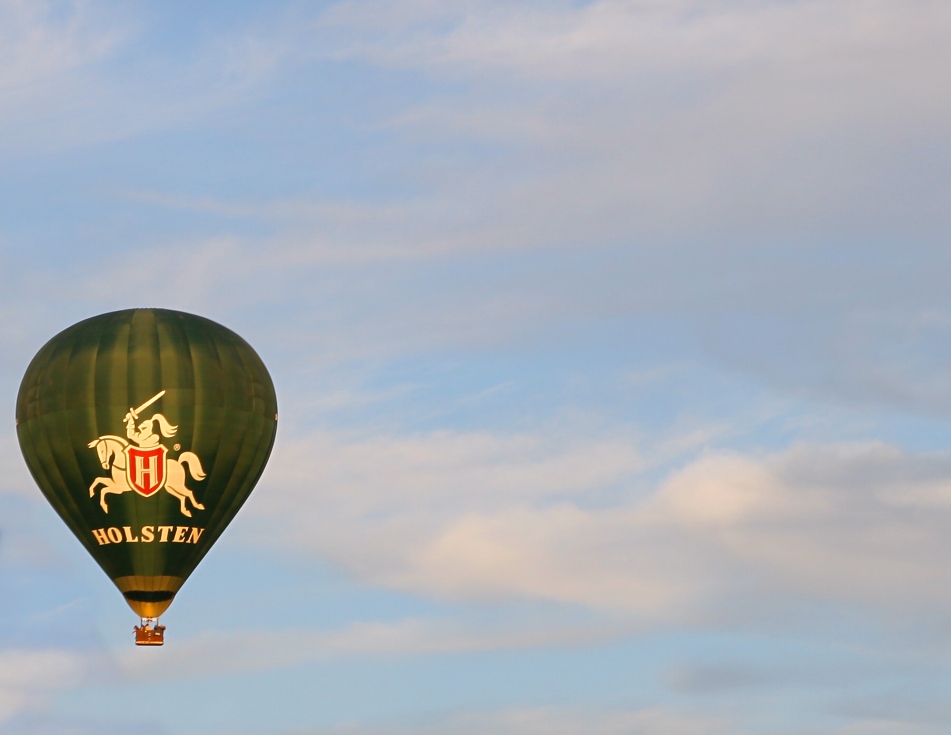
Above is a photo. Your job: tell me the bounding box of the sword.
[127,390,166,422]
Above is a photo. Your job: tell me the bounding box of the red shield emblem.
[125,446,168,497]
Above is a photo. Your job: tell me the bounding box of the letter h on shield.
[137,454,158,487]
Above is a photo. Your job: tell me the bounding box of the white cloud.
[249,429,644,584]
[59,0,948,407]
[106,0,951,384]
[0,2,292,156]
[0,0,131,150]
[122,0,951,256]
[317,0,951,91]
[0,648,86,722]
[248,434,951,620]
[119,616,625,681]
[299,0,951,253]
[284,706,731,735]
[0,0,123,91]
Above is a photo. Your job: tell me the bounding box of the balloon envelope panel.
[16,309,277,617]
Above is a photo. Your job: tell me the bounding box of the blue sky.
[3,0,951,732]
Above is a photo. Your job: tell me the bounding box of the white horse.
[88,435,207,517]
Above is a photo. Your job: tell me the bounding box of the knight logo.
[87,390,206,517]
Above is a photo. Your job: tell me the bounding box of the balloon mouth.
[113,575,185,618]
[124,591,176,618]
[124,591,175,601]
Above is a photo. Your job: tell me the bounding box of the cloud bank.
[250,435,951,621]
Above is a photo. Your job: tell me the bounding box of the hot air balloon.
[16,309,277,645]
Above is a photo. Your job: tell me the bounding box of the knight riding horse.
[87,391,207,516]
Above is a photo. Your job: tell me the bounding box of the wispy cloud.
[300,0,951,254]
[0,648,88,723]
[247,435,951,621]
[3,3,951,731]
[118,616,627,680]
[77,0,951,420]
[280,706,732,735]
[0,1,295,156]
[317,0,951,85]
[0,0,124,91]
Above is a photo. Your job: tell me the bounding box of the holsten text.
[92,526,205,545]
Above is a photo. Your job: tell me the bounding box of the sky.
[1,0,951,732]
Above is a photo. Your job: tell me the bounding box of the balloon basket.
[134,620,166,646]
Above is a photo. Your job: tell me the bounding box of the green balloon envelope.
[16,309,278,619]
